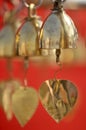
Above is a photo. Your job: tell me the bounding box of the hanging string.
[53,62,62,80]
[23,57,29,87]
[6,57,29,88]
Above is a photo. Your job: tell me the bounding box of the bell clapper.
[56,49,61,63]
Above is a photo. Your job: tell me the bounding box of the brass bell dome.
[39,0,78,62]
[16,3,42,57]
[0,12,15,57]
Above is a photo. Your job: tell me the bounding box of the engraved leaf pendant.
[12,87,39,127]
[39,79,78,122]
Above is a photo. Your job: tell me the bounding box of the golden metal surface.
[40,11,78,50]
[0,82,6,107]
[39,79,78,122]
[12,87,39,126]
[0,25,15,57]
[0,80,21,120]
[16,3,42,57]
[39,0,78,60]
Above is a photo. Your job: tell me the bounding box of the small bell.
[39,0,78,62]
[16,0,42,57]
[0,12,16,57]
[0,1,24,58]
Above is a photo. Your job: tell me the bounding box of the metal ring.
[22,0,43,8]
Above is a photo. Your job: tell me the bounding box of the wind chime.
[0,0,78,127]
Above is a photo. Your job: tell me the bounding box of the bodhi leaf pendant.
[12,87,39,127]
[39,79,78,122]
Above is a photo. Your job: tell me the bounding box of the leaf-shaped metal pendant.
[0,80,21,120]
[0,24,15,57]
[12,87,39,127]
[39,79,78,122]
[0,82,5,107]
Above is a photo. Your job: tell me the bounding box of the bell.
[16,1,42,57]
[39,0,78,62]
[0,12,15,57]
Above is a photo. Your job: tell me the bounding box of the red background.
[0,1,86,130]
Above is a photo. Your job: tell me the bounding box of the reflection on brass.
[0,82,6,107]
[16,3,42,57]
[60,49,74,63]
[0,24,15,57]
[40,11,78,48]
[0,80,21,120]
[39,79,78,122]
[73,39,86,62]
[0,11,16,57]
[60,38,86,64]
[39,0,78,62]
[12,87,38,127]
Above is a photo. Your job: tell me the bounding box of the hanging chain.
[53,62,62,80]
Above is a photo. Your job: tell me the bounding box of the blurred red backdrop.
[0,1,86,130]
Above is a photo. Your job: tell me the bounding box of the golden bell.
[0,12,15,57]
[39,0,78,62]
[16,3,42,57]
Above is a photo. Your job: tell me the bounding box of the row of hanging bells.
[0,0,78,63]
[0,0,78,126]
